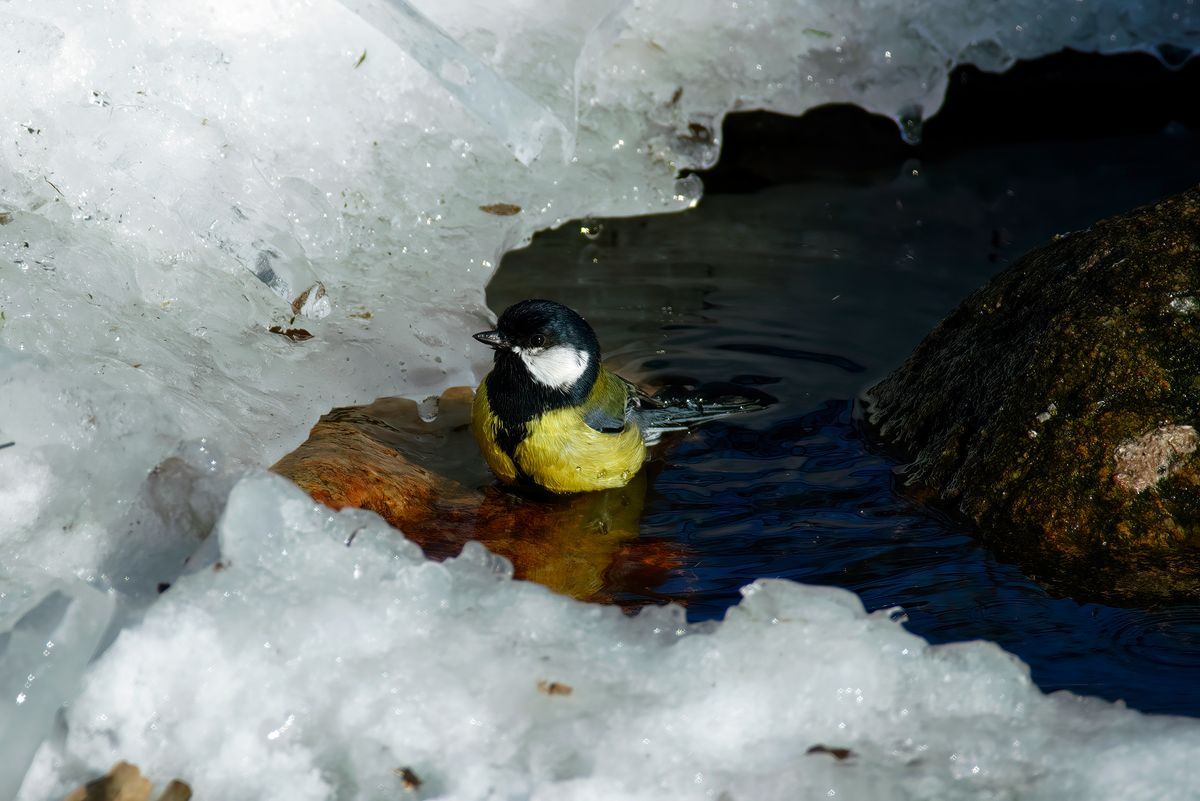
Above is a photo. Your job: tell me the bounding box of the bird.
[471,298,764,494]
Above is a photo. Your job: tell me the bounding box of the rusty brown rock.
[271,388,682,603]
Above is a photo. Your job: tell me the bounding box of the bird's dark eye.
[530,334,546,347]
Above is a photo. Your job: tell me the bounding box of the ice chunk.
[11,473,1197,800]
[0,348,235,597]
[338,0,572,164]
[0,572,114,801]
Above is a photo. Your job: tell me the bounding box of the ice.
[1,0,1198,797]
[338,0,579,164]
[0,572,114,801]
[12,473,1200,801]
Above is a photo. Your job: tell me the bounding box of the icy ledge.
[1,0,1195,583]
[18,473,1200,801]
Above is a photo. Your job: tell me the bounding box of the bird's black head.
[473,299,602,421]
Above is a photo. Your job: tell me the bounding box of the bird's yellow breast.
[471,379,647,493]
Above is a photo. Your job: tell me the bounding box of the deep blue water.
[491,128,1200,716]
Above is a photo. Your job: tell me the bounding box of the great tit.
[471,298,760,494]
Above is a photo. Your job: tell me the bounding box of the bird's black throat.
[484,349,598,458]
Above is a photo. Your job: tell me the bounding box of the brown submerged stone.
[270,388,683,604]
[866,185,1200,603]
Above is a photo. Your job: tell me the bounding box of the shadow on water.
[489,128,1200,716]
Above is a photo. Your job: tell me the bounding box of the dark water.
[490,128,1200,717]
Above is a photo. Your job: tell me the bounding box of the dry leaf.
[479,203,521,216]
[537,680,573,696]
[806,744,855,761]
[268,325,314,342]
[64,761,151,801]
[394,767,422,791]
[155,781,193,801]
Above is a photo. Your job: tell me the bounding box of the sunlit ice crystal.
[336,0,626,165]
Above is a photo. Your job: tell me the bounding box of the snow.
[24,474,1200,801]
[1,0,1198,798]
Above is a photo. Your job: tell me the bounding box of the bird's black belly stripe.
[496,421,527,461]
[496,422,538,485]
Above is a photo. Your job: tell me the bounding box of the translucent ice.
[1,0,1197,797]
[338,0,576,164]
[0,572,114,801]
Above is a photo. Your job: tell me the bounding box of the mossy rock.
[866,184,1200,603]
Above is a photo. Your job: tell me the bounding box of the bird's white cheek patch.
[521,345,590,389]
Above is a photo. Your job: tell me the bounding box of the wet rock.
[271,388,683,604]
[866,185,1200,602]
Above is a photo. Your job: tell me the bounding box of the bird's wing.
[619,375,666,411]
[592,372,770,445]
[581,403,626,433]
[612,375,687,445]
[581,369,636,434]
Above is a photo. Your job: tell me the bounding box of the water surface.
[490,128,1200,716]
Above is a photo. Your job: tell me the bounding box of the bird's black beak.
[473,329,506,349]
